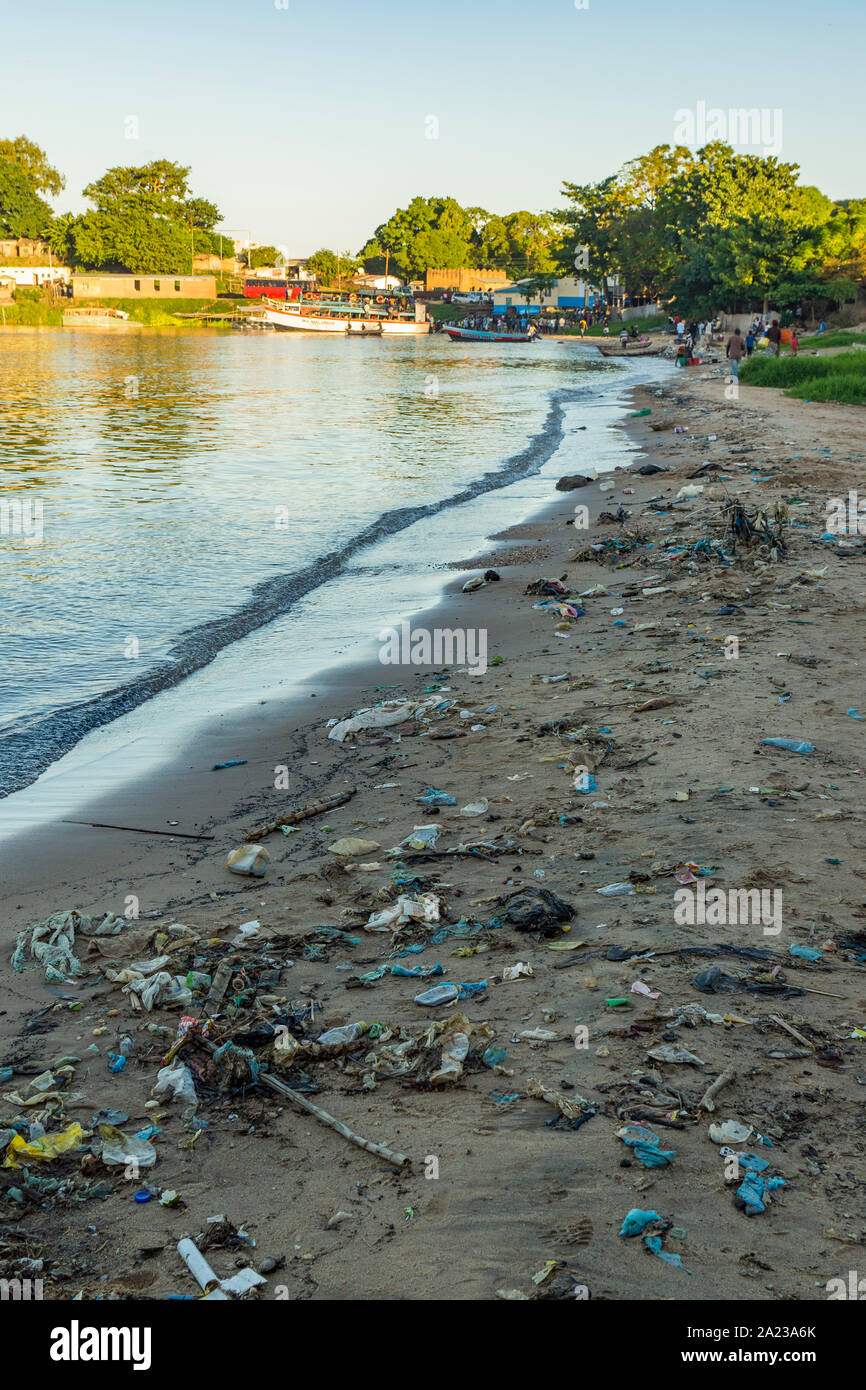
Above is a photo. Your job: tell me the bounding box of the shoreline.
[4,363,866,1301]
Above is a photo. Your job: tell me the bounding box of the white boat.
[260,293,430,336]
[261,300,359,332]
[62,306,138,330]
[380,317,432,336]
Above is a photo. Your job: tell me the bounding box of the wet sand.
[3,365,866,1301]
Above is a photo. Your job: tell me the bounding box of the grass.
[0,297,63,325]
[739,348,866,405]
[0,294,241,328]
[560,313,668,337]
[797,330,866,352]
[82,297,238,324]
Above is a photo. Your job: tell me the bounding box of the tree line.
[1,134,863,314]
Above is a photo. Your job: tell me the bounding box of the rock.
[556,474,592,491]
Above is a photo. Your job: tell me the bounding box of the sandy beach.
[3,364,866,1302]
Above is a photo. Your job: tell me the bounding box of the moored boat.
[444,324,537,343]
[62,306,138,330]
[261,290,430,336]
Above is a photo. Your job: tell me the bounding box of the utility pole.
[384,247,390,284]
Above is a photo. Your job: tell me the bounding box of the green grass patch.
[739,348,866,405]
[73,297,238,325]
[0,298,63,325]
[797,330,866,352]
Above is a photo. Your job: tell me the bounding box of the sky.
[3,0,864,255]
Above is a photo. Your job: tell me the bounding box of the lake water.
[0,327,671,803]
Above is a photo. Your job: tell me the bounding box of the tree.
[360,196,477,280]
[0,136,64,196]
[71,159,224,274]
[72,203,191,275]
[0,158,54,238]
[248,245,281,270]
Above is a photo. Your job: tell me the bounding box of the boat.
[595,338,666,357]
[260,291,431,336]
[444,324,537,343]
[62,306,138,330]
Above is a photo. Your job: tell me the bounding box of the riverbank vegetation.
[740,348,866,405]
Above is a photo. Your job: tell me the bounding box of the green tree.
[360,196,476,280]
[0,136,64,196]
[247,245,281,270]
[72,202,191,274]
[71,159,224,274]
[0,158,54,238]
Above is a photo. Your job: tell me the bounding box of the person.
[766,319,782,356]
[578,316,587,336]
[676,319,685,341]
[697,320,704,341]
[791,329,799,355]
[745,328,756,356]
[726,326,744,378]
[620,327,629,348]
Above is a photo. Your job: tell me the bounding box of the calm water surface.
[0,327,664,794]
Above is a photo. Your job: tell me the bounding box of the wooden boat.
[594,338,666,357]
[62,306,138,330]
[444,324,537,343]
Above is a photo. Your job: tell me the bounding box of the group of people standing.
[726,318,800,378]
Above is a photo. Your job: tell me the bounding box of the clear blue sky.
[4,0,863,253]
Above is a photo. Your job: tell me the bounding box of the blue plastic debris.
[620,1208,661,1237]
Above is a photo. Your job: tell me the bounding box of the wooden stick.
[61,819,214,841]
[698,1065,736,1113]
[244,788,357,841]
[198,1036,408,1168]
[768,1014,813,1049]
[261,1070,410,1168]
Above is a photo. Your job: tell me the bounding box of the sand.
[2,365,865,1302]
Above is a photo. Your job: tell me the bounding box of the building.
[0,265,70,288]
[352,272,403,292]
[492,275,620,316]
[0,237,50,261]
[71,273,217,300]
[426,267,509,294]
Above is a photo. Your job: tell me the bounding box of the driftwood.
[198,1035,408,1169]
[61,819,214,841]
[244,788,357,841]
[698,1066,736,1113]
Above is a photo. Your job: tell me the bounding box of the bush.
[739,349,866,405]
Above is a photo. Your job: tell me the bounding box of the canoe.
[444,325,537,343]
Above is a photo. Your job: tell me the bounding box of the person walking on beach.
[579,315,587,336]
[766,319,782,356]
[726,326,745,379]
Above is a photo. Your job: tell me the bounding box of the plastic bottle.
[315,1023,366,1047]
[185,971,212,994]
[205,959,234,1016]
[760,738,815,754]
